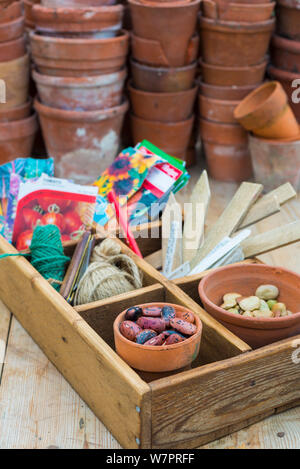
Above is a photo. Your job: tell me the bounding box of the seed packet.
[12,175,98,251]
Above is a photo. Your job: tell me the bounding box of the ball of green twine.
[30,224,70,291]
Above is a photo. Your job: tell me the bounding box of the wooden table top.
[0,169,299,449]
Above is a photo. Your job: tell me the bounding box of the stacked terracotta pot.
[269,0,300,123]
[234,81,300,191]
[0,1,37,164]
[198,0,275,182]
[30,0,129,183]
[128,0,200,165]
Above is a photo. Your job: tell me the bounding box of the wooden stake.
[162,193,183,276]
[241,220,300,258]
[183,202,205,263]
[190,170,211,216]
[239,195,280,229]
[190,182,263,269]
[260,182,296,206]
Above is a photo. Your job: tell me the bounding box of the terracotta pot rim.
[199,264,300,329]
[129,0,201,9]
[199,80,260,93]
[114,303,202,351]
[234,81,286,121]
[272,34,300,53]
[34,97,129,121]
[131,113,195,126]
[268,64,299,80]
[32,4,124,14]
[198,93,241,106]
[0,2,23,22]
[0,51,29,66]
[130,58,197,73]
[0,113,38,140]
[0,99,32,114]
[29,28,129,45]
[199,57,268,72]
[249,126,300,144]
[200,15,275,31]
[0,33,26,49]
[0,16,24,29]
[200,117,243,130]
[128,81,198,97]
[32,67,127,87]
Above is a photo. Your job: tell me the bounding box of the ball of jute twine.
[74,238,143,306]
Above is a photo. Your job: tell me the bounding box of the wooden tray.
[0,234,299,449]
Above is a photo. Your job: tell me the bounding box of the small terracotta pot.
[129,0,200,67]
[0,113,38,164]
[199,94,240,124]
[277,0,300,41]
[199,264,300,349]
[30,30,129,77]
[114,303,202,372]
[200,58,267,86]
[200,16,275,67]
[249,133,300,191]
[200,81,258,100]
[0,2,24,23]
[131,59,197,92]
[234,81,299,139]
[0,16,24,43]
[268,65,300,122]
[129,82,197,122]
[32,68,127,111]
[41,0,117,6]
[200,117,252,181]
[34,98,129,183]
[32,4,124,35]
[271,34,300,74]
[0,54,30,109]
[0,34,26,62]
[0,0,15,7]
[131,114,195,163]
[202,0,275,22]
[0,100,31,122]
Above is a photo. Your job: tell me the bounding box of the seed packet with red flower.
[12,175,98,250]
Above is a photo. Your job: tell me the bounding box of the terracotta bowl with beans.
[198,264,300,349]
[113,303,202,372]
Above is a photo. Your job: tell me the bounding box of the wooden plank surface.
[0,172,300,449]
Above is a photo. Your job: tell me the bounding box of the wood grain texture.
[238,196,280,229]
[162,193,183,275]
[0,236,151,449]
[150,337,300,449]
[0,300,11,381]
[190,182,263,269]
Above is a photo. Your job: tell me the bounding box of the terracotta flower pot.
[24,0,40,30]
[128,0,200,67]
[41,0,117,6]
[33,68,127,111]
[0,54,30,109]
[32,4,124,35]
[200,81,258,100]
[277,0,300,41]
[198,264,300,349]
[129,82,197,122]
[271,34,300,74]
[131,113,195,163]
[30,30,129,77]
[268,65,300,122]
[34,98,129,183]
[0,113,38,164]
[200,16,275,66]
[0,35,26,61]
[0,0,15,7]
[199,94,240,124]
[202,0,275,22]
[234,81,299,139]
[0,17,24,43]
[114,303,202,373]
[249,133,300,191]
[200,58,267,86]
[200,117,252,182]
[131,59,197,92]
[0,100,31,122]
[0,2,24,23]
